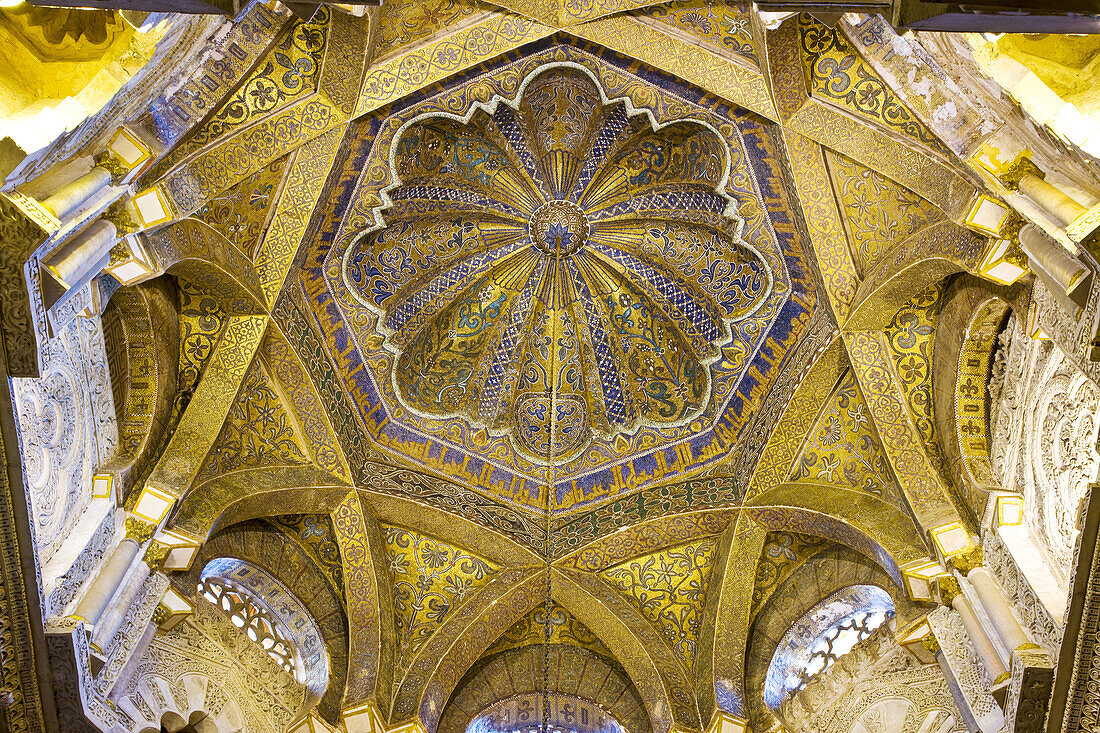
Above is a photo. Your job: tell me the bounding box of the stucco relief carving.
[1029,354,1099,576]
[780,622,965,733]
[116,598,305,733]
[982,531,1062,657]
[989,315,1100,583]
[926,606,1003,733]
[13,316,117,563]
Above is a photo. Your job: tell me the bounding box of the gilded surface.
[573,15,775,121]
[485,601,613,657]
[704,516,765,718]
[750,531,828,614]
[319,46,813,520]
[826,151,944,276]
[346,64,771,465]
[789,368,902,505]
[195,357,309,482]
[28,8,1034,733]
[256,127,343,306]
[153,12,328,177]
[797,18,951,158]
[268,514,345,600]
[746,336,845,500]
[147,315,267,497]
[262,329,351,481]
[782,131,857,322]
[354,13,555,116]
[843,330,960,528]
[632,0,757,65]
[159,11,367,214]
[884,282,952,486]
[192,153,295,257]
[332,491,395,705]
[382,524,500,669]
[372,0,487,60]
[600,538,716,670]
[954,299,1008,491]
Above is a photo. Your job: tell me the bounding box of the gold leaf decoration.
[196,358,309,481]
[485,602,612,658]
[600,538,716,670]
[383,525,499,668]
[827,151,944,275]
[788,368,901,504]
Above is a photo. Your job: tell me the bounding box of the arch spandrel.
[391,568,544,729]
[844,221,989,332]
[555,568,697,733]
[169,466,351,540]
[746,484,926,578]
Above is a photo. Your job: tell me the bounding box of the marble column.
[953,592,1008,684]
[71,517,155,629]
[941,576,1008,684]
[1018,224,1089,296]
[90,560,150,652]
[968,566,1034,655]
[1017,173,1088,227]
[41,167,112,220]
[71,537,140,627]
[44,218,117,288]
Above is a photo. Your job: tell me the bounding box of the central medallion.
[529,200,588,257]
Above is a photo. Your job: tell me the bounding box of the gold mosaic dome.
[347,66,772,462]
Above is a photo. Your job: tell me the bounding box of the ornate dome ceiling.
[16,5,1087,732]
[345,66,773,463]
[314,47,817,517]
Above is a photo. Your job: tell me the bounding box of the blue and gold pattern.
[301,43,815,518]
[347,66,772,462]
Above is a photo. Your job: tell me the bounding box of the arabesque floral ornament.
[347,64,772,462]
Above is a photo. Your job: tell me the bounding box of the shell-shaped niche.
[347,64,771,462]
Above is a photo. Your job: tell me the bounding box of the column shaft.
[1019,174,1088,226]
[91,561,151,651]
[46,219,117,287]
[952,593,1008,683]
[72,537,140,627]
[1019,224,1088,295]
[41,167,112,220]
[968,567,1033,654]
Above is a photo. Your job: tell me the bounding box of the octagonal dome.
[346,65,772,462]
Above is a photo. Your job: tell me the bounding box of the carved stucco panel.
[116,599,305,733]
[1026,349,1100,579]
[780,622,965,733]
[13,316,117,564]
[989,314,1100,586]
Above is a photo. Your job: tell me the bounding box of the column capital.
[995,153,1045,191]
[949,546,985,576]
[935,575,963,605]
[92,150,129,183]
[142,539,168,569]
[124,516,157,544]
